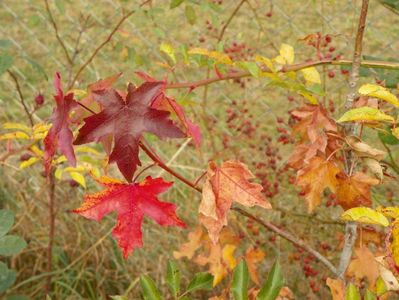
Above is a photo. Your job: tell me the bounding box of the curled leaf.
[359,84,399,107]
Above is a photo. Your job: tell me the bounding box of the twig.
[44,0,72,65]
[7,70,34,127]
[381,141,399,175]
[217,0,246,42]
[337,0,370,279]
[45,171,56,294]
[166,59,399,90]
[68,10,135,89]
[0,141,37,162]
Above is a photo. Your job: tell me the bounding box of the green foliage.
[231,260,249,300]
[166,261,180,298]
[257,261,284,300]
[0,209,26,293]
[0,53,13,76]
[345,283,361,300]
[140,275,162,300]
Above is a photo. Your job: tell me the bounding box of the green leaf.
[6,295,30,300]
[341,207,389,227]
[0,235,27,256]
[378,126,399,145]
[364,289,377,300]
[0,209,14,237]
[140,275,162,300]
[170,0,185,9]
[337,107,394,123]
[231,260,249,300]
[186,272,213,294]
[185,5,196,25]
[0,40,12,49]
[0,262,17,293]
[160,42,176,64]
[0,53,13,76]
[166,261,180,298]
[345,283,361,300]
[239,61,260,78]
[257,260,284,300]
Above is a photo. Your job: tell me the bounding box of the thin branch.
[45,171,56,294]
[68,10,135,89]
[44,0,72,65]
[166,59,399,90]
[338,0,370,279]
[7,70,34,127]
[217,0,246,42]
[232,207,339,275]
[0,141,38,162]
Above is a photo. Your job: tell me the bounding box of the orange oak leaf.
[336,172,379,209]
[44,72,77,174]
[296,156,340,212]
[346,247,379,287]
[174,227,241,286]
[199,160,272,243]
[73,176,185,258]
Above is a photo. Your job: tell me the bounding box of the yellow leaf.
[19,157,39,169]
[298,91,318,105]
[275,43,294,64]
[64,166,86,173]
[337,107,394,123]
[392,128,399,139]
[3,122,31,132]
[341,207,389,226]
[254,55,275,72]
[69,89,87,98]
[69,171,86,188]
[301,67,321,84]
[188,47,232,65]
[76,146,102,155]
[54,168,63,180]
[359,84,399,107]
[376,206,399,219]
[30,145,43,157]
[222,244,237,269]
[0,131,30,140]
[160,42,176,64]
[54,156,67,164]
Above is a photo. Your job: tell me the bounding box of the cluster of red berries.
[325,193,338,207]
[224,42,255,61]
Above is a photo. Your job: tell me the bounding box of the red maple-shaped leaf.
[73,176,186,258]
[44,72,77,173]
[74,82,185,182]
[135,71,201,147]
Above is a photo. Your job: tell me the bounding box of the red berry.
[328,71,335,78]
[329,46,335,52]
[69,180,79,188]
[35,93,44,106]
[266,12,272,17]
[19,153,32,161]
[325,35,332,43]
[287,95,294,102]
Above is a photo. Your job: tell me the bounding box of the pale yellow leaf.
[337,107,394,123]
[19,157,39,169]
[279,43,294,64]
[254,55,275,72]
[69,171,86,188]
[188,47,232,65]
[392,128,399,139]
[359,84,399,107]
[301,67,321,84]
[341,207,389,226]
[160,42,176,64]
[3,122,31,132]
[54,168,63,180]
[0,131,30,140]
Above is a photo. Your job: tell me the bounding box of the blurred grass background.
[1,0,399,299]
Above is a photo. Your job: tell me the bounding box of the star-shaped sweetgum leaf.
[73,82,185,182]
[44,72,77,174]
[73,176,186,258]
